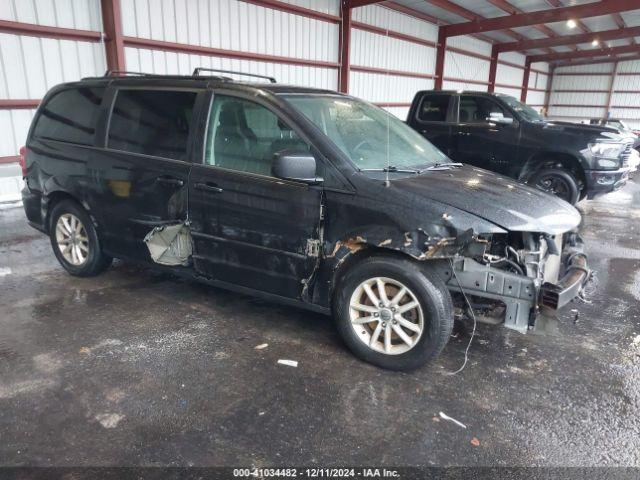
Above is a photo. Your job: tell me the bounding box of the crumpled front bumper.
[446,232,591,333]
[539,233,590,311]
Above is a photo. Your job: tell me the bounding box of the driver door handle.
[194,182,223,193]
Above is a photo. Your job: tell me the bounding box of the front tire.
[333,255,453,371]
[49,200,112,277]
[530,168,580,204]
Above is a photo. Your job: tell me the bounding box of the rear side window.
[33,87,104,145]
[108,89,197,160]
[417,94,450,122]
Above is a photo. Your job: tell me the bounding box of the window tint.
[108,90,197,160]
[418,94,450,122]
[34,88,104,145]
[205,96,309,176]
[459,96,511,124]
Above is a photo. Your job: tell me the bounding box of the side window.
[205,95,309,176]
[33,87,104,145]
[107,89,197,160]
[459,96,511,124]
[417,94,450,122]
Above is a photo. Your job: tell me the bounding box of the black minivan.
[21,70,590,370]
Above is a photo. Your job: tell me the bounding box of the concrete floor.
[1,181,639,468]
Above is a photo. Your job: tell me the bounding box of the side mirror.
[486,112,513,125]
[272,151,322,184]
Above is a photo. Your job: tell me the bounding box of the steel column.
[101,0,126,71]
[520,59,531,102]
[605,61,619,118]
[338,2,352,93]
[434,29,446,90]
[488,45,499,93]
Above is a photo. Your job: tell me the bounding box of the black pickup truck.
[407,90,634,204]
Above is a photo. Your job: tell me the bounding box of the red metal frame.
[555,54,640,68]
[442,0,639,37]
[496,26,640,53]
[520,59,531,102]
[434,29,447,90]
[530,44,640,64]
[241,0,339,23]
[101,0,126,71]
[351,65,435,80]
[0,100,40,109]
[0,19,102,42]
[0,156,20,165]
[605,61,619,115]
[487,0,559,54]
[488,45,498,93]
[338,3,352,93]
[123,36,340,69]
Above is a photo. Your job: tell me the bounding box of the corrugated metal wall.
[548,59,640,129]
[121,0,340,89]
[0,0,555,160]
[0,0,106,158]
[351,4,436,119]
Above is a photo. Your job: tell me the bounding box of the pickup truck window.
[460,96,511,124]
[417,94,450,122]
[497,94,544,122]
[282,94,447,170]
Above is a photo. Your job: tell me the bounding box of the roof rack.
[104,70,152,77]
[192,68,276,83]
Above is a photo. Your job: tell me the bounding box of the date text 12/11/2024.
[233,468,400,478]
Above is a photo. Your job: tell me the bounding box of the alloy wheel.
[349,277,424,355]
[55,213,90,266]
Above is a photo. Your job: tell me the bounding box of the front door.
[93,88,200,259]
[450,95,518,176]
[189,93,322,299]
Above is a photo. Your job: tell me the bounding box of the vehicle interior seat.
[214,102,261,174]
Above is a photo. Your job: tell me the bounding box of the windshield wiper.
[423,162,463,171]
[360,166,420,173]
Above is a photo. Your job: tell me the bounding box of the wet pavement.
[0,181,639,467]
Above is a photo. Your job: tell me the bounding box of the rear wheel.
[49,200,112,276]
[530,168,580,204]
[333,255,453,371]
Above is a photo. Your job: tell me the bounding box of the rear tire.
[530,168,580,204]
[333,255,453,371]
[49,200,112,277]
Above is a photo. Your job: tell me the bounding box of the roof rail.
[104,70,151,77]
[192,68,276,83]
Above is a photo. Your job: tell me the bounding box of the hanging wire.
[445,258,477,375]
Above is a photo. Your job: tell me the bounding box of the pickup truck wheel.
[530,168,579,204]
[334,256,453,371]
[49,200,112,277]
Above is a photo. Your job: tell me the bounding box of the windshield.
[608,120,629,130]
[497,94,544,122]
[281,94,447,170]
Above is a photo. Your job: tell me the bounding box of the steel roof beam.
[442,0,639,37]
[497,25,640,53]
[530,43,640,63]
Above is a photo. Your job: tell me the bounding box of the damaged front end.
[444,230,591,332]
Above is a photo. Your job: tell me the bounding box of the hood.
[542,121,624,140]
[394,165,581,235]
